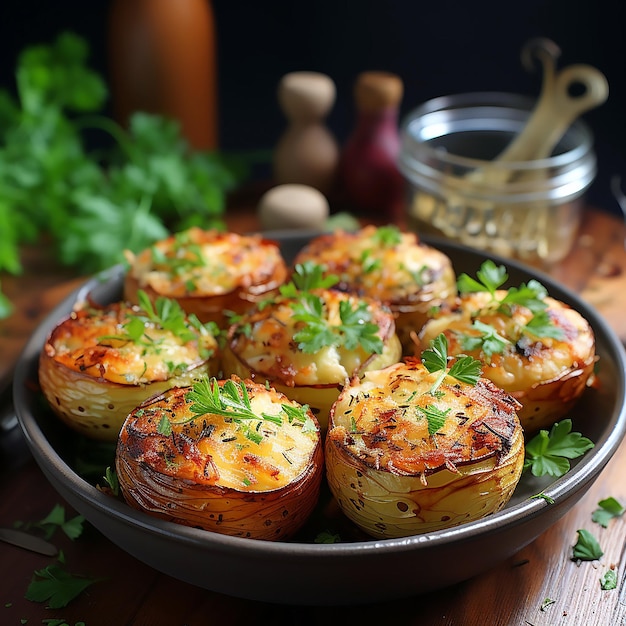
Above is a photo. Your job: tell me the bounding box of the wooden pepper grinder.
[273,72,340,197]
[339,71,405,220]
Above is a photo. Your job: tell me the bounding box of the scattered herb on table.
[540,597,556,611]
[0,31,245,319]
[15,504,84,541]
[25,563,103,609]
[572,528,603,561]
[592,496,625,528]
[600,568,618,590]
[523,419,594,478]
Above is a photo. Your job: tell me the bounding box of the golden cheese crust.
[116,378,324,540]
[292,225,457,350]
[124,227,288,326]
[416,291,596,433]
[325,359,524,538]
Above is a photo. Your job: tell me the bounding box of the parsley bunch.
[0,32,245,319]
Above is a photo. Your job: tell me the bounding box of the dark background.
[0,0,624,214]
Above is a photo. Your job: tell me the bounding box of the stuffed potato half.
[325,359,524,539]
[124,227,289,328]
[221,287,402,430]
[416,288,596,434]
[115,377,324,541]
[38,296,219,441]
[292,225,457,352]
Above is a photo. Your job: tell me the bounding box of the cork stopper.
[354,71,403,112]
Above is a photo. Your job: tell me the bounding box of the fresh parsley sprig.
[157,378,316,443]
[523,419,594,478]
[291,294,383,354]
[457,259,549,313]
[421,333,482,394]
[456,260,564,345]
[279,261,339,297]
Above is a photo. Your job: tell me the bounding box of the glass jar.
[398,92,597,266]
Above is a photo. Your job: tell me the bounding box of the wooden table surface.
[1,205,626,626]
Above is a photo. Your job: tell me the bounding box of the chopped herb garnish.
[25,564,103,609]
[291,293,383,354]
[456,260,564,342]
[523,419,594,478]
[600,568,618,590]
[421,333,482,394]
[279,261,339,297]
[572,529,603,561]
[16,504,84,541]
[314,530,341,544]
[459,320,510,359]
[418,404,450,436]
[531,492,555,504]
[156,378,316,442]
[371,224,402,247]
[592,497,625,528]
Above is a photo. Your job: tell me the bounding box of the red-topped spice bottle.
[339,71,405,220]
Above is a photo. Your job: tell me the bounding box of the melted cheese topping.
[293,225,456,304]
[418,291,596,391]
[120,381,320,491]
[227,289,399,385]
[126,227,286,297]
[328,360,521,476]
[45,301,218,385]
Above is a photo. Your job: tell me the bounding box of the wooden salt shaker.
[273,72,339,196]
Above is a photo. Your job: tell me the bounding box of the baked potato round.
[221,287,402,430]
[415,280,596,434]
[325,358,524,539]
[124,227,288,328]
[115,377,324,541]
[39,295,220,441]
[292,225,457,352]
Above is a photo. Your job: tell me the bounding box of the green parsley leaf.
[418,404,450,436]
[25,564,101,609]
[421,334,482,394]
[281,261,339,295]
[459,321,510,359]
[600,568,618,590]
[457,259,507,296]
[572,529,603,561]
[592,497,625,528]
[161,378,315,444]
[531,492,555,504]
[291,293,383,355]
[314,530,341,544]
[523,419,594,478]
[371,224,402,247]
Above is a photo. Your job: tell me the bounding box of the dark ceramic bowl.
[13,233,626,605]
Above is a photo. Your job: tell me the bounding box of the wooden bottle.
[273,72,339,196]
[339,71,405,219]
[107,0,218,150]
